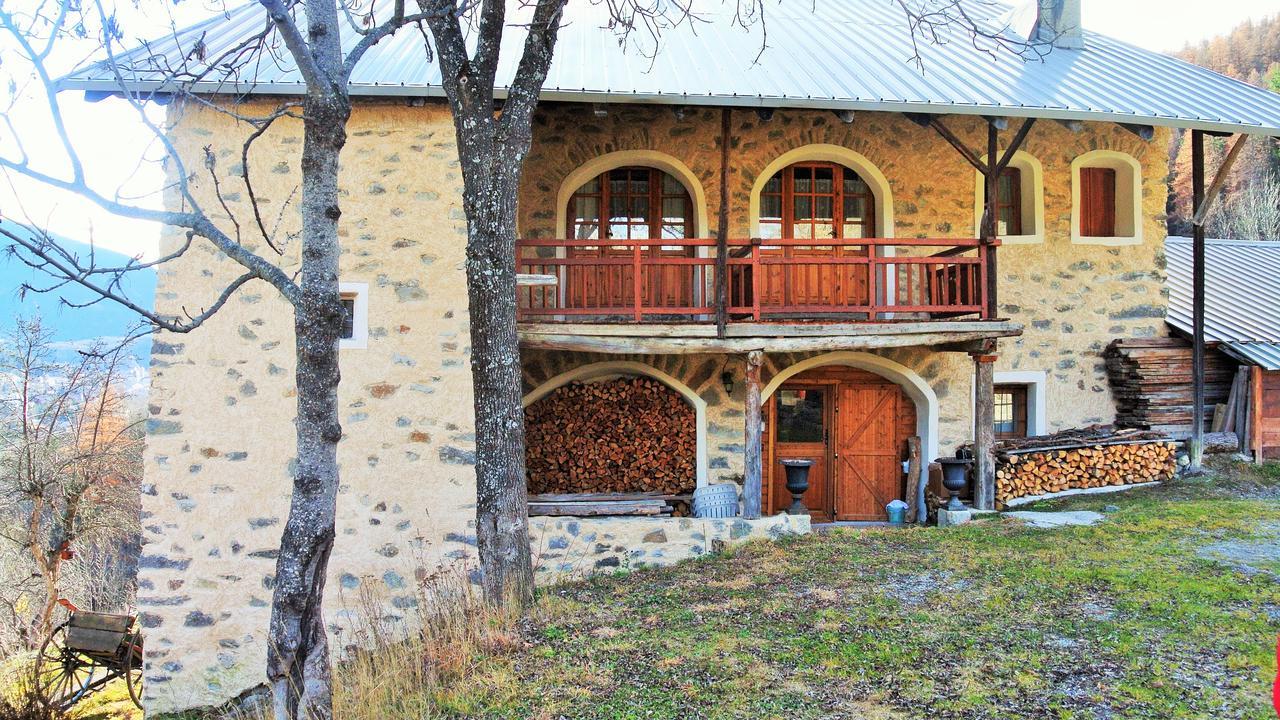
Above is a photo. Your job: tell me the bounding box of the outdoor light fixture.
[721,371,734,395]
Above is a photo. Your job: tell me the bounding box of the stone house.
[61,0,1280,712]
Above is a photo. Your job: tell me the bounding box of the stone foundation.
[530,513,810,583]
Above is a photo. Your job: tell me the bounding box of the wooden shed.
[1163,237,1280,460]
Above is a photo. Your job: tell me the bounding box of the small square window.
[338,282,368,350]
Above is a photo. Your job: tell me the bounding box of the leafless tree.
[0,0,1040,716]
[0,317,141,651]
[1209,171,1280,240]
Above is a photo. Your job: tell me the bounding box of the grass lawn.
[415,458,1280,719]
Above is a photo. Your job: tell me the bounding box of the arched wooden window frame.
[757,161,878,241]
[566,166,694,242]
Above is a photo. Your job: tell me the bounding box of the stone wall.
[141,100,480,713]
[518,107,1172,455]
[529,514,811,584]
[143,99,1171,713]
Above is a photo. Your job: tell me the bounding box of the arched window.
[567,166,693,240]
[758,162,876,240]
[564,166,696,310]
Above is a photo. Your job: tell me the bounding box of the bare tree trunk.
[267,92,348,720]
[465,163,534,606]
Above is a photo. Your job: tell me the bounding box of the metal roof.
[59,0,1280,136]
[1165,236,1280,370]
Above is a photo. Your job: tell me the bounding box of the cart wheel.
[124,633,145,710]
[34,621,96,712]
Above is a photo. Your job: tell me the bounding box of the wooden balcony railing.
[516,237,993,323]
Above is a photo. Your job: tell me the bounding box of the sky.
[0,0,1277,264]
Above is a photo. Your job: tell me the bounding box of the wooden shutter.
[1080,167,1117,237]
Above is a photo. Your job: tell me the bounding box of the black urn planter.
[937,457,973,511]
[779,459,815,515]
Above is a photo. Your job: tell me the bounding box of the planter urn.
[779,459,815,516]
[938,457,973,511]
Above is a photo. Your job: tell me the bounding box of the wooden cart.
[35,610,144,711]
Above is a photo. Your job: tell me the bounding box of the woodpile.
[524,377,697,495]
[1104,338,1235,435]
[994,426,1178,506]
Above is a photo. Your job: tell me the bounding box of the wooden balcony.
[517,237,1018,353]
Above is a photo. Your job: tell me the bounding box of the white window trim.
[971,150,1046,245]
[1070,150,1143,247]
[339,281,369,350]
[970,369,1048,438]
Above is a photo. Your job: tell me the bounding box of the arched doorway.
[763,353,934,522]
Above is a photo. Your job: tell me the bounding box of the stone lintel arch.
[761,351,938,502]
[554,150,711,239]
[522,361,709,487]
[749,144,895,238]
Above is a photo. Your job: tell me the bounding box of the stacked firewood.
[1104,338,1235,435]
[994,426,1178,506]
[524,377,696,495]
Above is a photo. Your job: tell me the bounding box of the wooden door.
[834,383,905,521]
[769,385,833,523]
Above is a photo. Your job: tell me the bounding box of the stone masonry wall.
[529,514,811,584]
[141,100,479,713]
[518,107,1172,455]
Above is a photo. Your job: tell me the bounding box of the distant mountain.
[0,226,155,395]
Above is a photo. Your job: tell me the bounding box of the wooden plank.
[1253,366,1264,464]
[527,500,665,517]
[1191,129,1206,471]
[743,350,764,520]
[906,435,922,524]
[516,273,557,287]
[520,328,1023,355]
[529,492,684,503]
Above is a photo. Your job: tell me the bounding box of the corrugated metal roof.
[1165,236,1280,370]
[58,0,1280,136]
[1220,342,1280,371]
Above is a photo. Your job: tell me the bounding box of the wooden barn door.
[833,383,906,521]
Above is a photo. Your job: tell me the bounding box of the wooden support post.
[743,350,764,519]
[972,351,997,511]
[1189,129,1206,471]
[715,108,731,337]
[984,121,999,319]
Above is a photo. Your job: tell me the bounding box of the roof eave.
[58,76,1280,138]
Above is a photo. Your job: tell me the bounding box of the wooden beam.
[1189,129,1206,472]
[1119,123,1155,141]
[716,108,732,337]
[1192,134,1248,227]
[516,273,557,287]
[972,352,997,511]
[519,320,1023,339]
[1056,118,1084,133]
[983,116,1009,130]
[984,120,999,319]
[904,112,934,128]
[743,350,764,520]
[519,328,1023,354]
[930,118,988,175]
[994,117,1037,174]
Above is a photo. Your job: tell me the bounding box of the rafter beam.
[929,118,988,175]
[994,118,1036,174]
[1119,123,1155,141]
[1192,134,1248,227]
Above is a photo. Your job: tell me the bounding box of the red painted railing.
[516,237,992,323]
